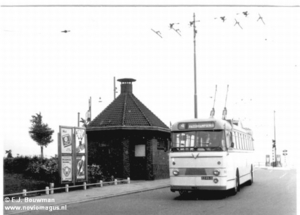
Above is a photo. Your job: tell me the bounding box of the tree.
[29,113,54,159]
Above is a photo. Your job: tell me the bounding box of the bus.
[169,118,254,195]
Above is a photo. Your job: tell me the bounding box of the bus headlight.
[213,178,219,184]
[213,170,220,176]
[173,169,179,176]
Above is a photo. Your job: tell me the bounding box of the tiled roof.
[87,79,170,133]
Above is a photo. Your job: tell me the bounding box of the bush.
[4,156,59,183]
[4,173,48,195]
[4,156,32,174]
[88,164,103,183]
[4,156,105,186]
[25,157,59,183]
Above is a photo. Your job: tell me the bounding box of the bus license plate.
[201,176,213,180]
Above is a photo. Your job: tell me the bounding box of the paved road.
[20,168,297,215]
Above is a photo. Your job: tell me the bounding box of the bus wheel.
[248,166,254,186]
[231,171,240,195]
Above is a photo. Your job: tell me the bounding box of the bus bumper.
[170,185,227,192]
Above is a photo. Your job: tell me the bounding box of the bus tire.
[231,170,240,195]
[247,165,254,186]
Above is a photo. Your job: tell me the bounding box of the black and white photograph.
[2,1,299,214]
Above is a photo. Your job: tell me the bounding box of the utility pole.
[114,77,118,100]
[89,97,92,121]
[193,13,198,119]
[274,110,277,167]
[77,112,80,127]
[114,77,116,99]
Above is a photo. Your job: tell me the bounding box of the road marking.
[279,173,287,179]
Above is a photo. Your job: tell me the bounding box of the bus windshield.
[171,130,226,151]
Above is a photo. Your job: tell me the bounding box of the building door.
[130,144,146,180]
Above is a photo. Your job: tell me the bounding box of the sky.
[1,1,299,166]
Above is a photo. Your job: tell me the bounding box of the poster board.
[74,127,88,182]
[58,126,88,184]
[61,156,72,182]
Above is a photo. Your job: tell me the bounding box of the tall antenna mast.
[210,85,217,118]
[222,85,229,119]
[192,13,199,119]
[193,14,197,118]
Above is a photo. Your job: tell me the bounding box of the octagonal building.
[86,78,170,180]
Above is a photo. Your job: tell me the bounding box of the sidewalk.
[4,179,170,214]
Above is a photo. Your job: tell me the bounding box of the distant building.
[86,78,170,180]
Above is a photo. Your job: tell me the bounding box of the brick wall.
[122,139,130,178]
[151,138,170,179]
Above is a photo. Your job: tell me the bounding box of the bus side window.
[242,133,245,150]
[239,133,244,149]
[234,132,240,149]
[235,132,239,149]
[247,135,250,150]
[229,132,233,148]
[241,133,244,150]
[233,131,237,149]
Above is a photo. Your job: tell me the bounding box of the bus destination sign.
[178,122,215,130]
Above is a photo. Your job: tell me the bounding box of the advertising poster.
[76,155,86,180]
[60,127,72,154]
[61,156,72,182]
[75,128,86,154]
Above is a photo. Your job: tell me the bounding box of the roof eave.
[86,125,170,133]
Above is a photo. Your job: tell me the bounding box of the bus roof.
[171,118,253,135]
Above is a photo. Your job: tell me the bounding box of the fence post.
[23,189,27,197]
[114,179,117,185]
[45,187,49,195]
[127,177,130,184]
[65,184,69,193]
[83,182,87,190]
[100,180,103,187]
[50,183,54,194]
